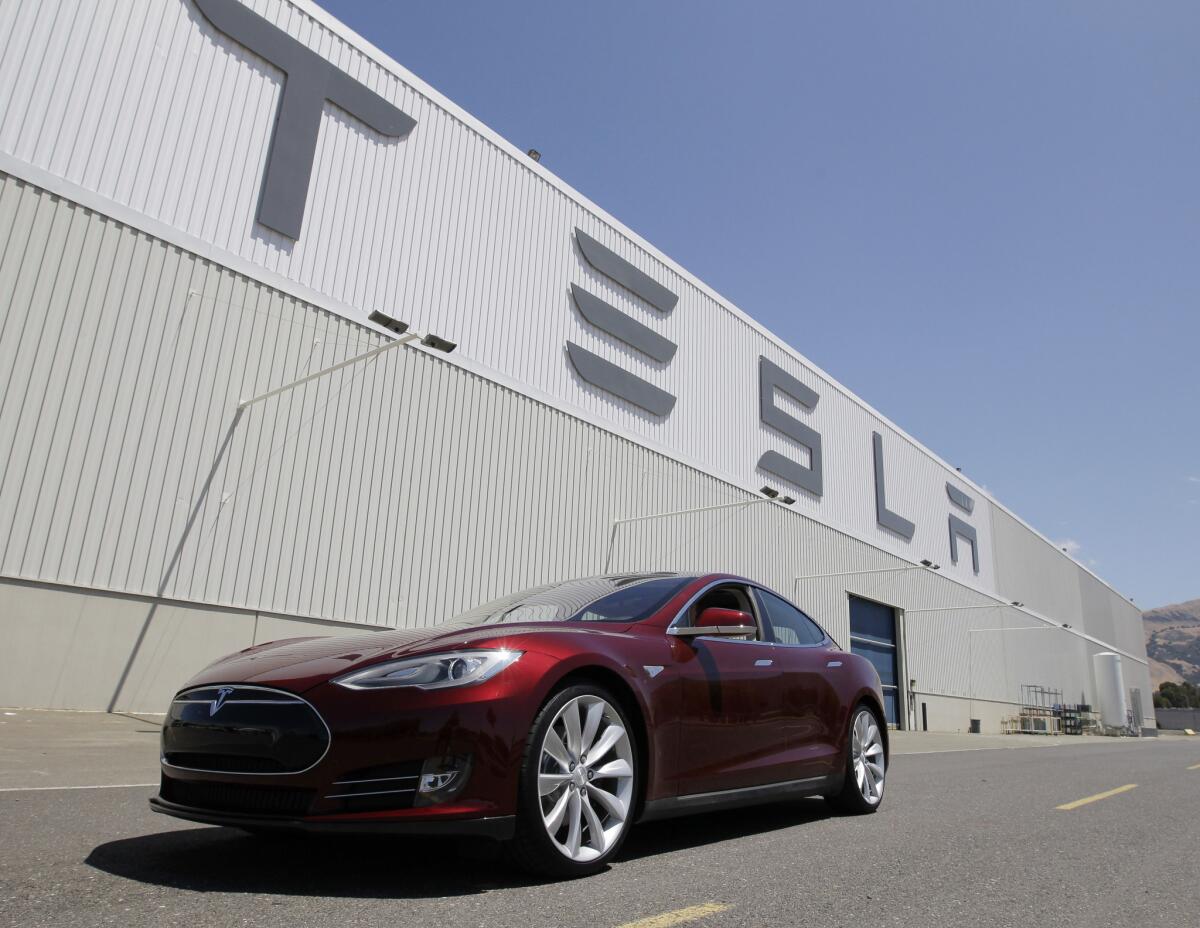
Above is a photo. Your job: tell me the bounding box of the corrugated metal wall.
[0,174,1151,716]
[990,507,1087,626]
[0,0,1153,719]
[0,172,766,628]
[0,0,1073,596]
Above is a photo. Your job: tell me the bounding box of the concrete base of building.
[888,729,1144,754]
[904,691,1024,735]
[0,577,378,713]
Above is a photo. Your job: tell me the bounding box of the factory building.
[0,0,1152,731]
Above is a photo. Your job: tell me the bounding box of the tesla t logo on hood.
[209,687,235,716]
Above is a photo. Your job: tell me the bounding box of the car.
[150,572,889,877]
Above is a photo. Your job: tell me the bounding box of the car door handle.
[826,660,843,668]
[754,659,773,667]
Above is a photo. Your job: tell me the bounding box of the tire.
[826,703,886,814]
[507,683,639,878]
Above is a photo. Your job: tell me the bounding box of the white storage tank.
[1092,652,1128,730]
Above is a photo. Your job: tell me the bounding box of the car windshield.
[445,574,695,627]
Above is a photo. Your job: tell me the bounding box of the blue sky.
[321,1,1199,609]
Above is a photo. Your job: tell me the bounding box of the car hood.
[181,622,562,693]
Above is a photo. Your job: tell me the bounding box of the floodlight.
[368,309,408,336]
[421,333,457,353]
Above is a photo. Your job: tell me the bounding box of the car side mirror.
[669,607,757,639]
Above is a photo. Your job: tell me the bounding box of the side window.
[756,589,825,646]
[689,584,761,641]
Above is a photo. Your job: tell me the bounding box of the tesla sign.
[758,359,981,573]
[191,0,981,571]
[193,0,416,240]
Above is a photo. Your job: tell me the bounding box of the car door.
[753,587,843,780]
[668,582,793,795]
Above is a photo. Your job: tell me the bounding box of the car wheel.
[826,703,886,814]
[508,683,638,877]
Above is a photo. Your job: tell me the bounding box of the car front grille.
[160,775,314,817]
[161,753,289,773]
[162,685,329,775]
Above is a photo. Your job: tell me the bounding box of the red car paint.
[150,574,887,834]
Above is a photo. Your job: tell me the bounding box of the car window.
[569,577,695,622]
[756,589,826,645]
[688,584,760,641]
[445,574,694,627]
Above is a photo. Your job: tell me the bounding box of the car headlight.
[332,649,522,691]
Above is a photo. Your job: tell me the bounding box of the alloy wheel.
[537,694,635,862]
[851,708,885,805]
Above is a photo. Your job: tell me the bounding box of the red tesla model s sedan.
[151,572,888,876]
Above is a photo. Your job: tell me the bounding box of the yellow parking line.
[1056,784,1137,811]
[615,902,732,928]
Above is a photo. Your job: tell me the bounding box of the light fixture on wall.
[368,309,408,335]
[421,333,457,353]
[920,559,941,570]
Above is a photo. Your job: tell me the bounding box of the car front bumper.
[151,672,546,833]
[149,793,517,839]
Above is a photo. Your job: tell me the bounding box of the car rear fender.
[842,687,890,762]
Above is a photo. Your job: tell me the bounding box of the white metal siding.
[989,506,1086,627]
[0,176,1149,720]
[1077,569,1119,650]
[0,0,1103,603]
[0,173,773,627]
[0,0,1153,720]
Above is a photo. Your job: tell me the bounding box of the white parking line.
[0,783,157,792]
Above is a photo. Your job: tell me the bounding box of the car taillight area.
[162,685,330,774]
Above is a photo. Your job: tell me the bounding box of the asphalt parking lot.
[1,712,1196,928]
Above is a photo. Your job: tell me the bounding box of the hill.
[1143,598,1200,686]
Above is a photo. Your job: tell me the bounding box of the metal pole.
[968,626,1065,634]
[967,606,1001,730]
[602,495,784,573]
[904,604,1003,613]
[969,625,975,731]
[793,564,934,582]
[792,563,937,601]
[602,520,622,574]
[237,332,419,411]
[966,623,1073,734]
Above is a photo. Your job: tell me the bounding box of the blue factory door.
[848,595,900,727]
